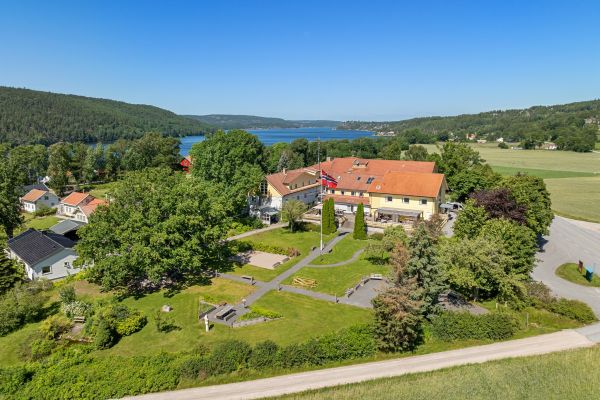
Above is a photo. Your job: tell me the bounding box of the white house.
[58,192,107,223]
[20,189,59,213]
[7,229,80,280]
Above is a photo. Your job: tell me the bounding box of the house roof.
[21,189,47,203]
[61,192,91,206]
[324,194,370,206]
[22,183,50,194]
[368,171,446,198]
[266,168,319,196]
[79,198,107,217]
[314,157,436,192]
[7,229,75,266]
[49,220,85,235]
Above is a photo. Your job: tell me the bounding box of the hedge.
[431,312,517,341]
[546,298,596,323]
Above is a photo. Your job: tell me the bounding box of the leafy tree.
[380,137,406,160]
[46,143,71,196]
[190,130,266,211]
[407,224,446,315]
[0,252,23,295]
[372,243,424,352]
[281,200,307,232]
[353,203,367,239]
[76,168,232,293]
[436,142,484,183]
[7,145,48,186]
[438,237,525,303]
[122,132,180,172]
[471,187,527,224]
[0,163,23,238]
[453,199,489,239]
[403,145,429,161]
[479,219,538,276]
[449,164,498,202]
[499,174,553,236]
[82,146,99,184]
[364,225,408,264]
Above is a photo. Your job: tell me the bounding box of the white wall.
[30,249,80,280]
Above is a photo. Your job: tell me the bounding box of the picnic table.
[215,306,236,321]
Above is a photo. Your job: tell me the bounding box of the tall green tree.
[190,130,266,211]
[322,198,337,234]
[403,145,429,161]
[281,200,307,232]
[353,203,367,239]
[453,199,489,239]
[0,163,23,238]
[76,168,232,293]
[0,252,24,295]
[373,243,424,352]
[47,143,71,196]
[407,223,446,315]
[7,145,48,186]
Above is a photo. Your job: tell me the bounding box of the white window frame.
[386,196,393,203]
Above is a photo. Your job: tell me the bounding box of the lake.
[179,127,375,156]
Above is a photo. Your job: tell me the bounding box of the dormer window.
[366,177,375,184]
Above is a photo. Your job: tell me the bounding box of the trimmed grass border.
[555,262,600,287]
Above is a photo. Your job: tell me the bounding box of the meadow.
[272,346,600,400]
[424,143,600,222]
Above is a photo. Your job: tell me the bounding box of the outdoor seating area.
[232,250,290,270]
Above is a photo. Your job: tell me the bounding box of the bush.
[178,355,209,380]
[207,340,252,375]
[249,340,279,369]
[0,282,50,336]
[238,307,283,321]
[234,240,299,257]
[547,298,596,323]
[318,325,376,361]
[33,205,57,217]
[94,319,117,349]
[498,142,509,149]
[39,315,73,340]
[61,300,92,318]
[30,338,58,360]
[369,232,384,241]
[526,281,554,306]
[116,311,147,336]
[431,312,517,341]
[58,285,76,304]
[155,311,178,333]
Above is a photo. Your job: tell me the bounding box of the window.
[260,181,268,195]
[420,199,428,205]
[403,197,409,204]
[359,192,364,197]
[366,177,375,184]
[386,196,393,202]
[303,193,307,198]
[42,266,51,274]
[44,195,49,200]
[351,191,356,196]
[297,196,300,200]
[356,176,361,181]
[330,189,335,194]
[64,261,71,269]
[341,191,345,195]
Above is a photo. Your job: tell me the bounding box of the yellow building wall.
[369,193,438,219]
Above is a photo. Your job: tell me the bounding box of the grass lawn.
[545,177,600,223]
[87,182,116,199]
[491,165,597,179]
[272,346,600,400]
[23,214,61,230]
[285,258,389,297]
[556,262,600,287]
[230,228,337,282]
[104,289,372,358]
[311,235,371,265]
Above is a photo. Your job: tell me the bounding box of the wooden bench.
[73,316,85,324]
[370,274,384,280]
[241,275,255,285]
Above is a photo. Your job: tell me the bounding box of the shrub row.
[237,307,283,321]
[430,311,517,341]
[235,240,300,258]
[526,281,596,323]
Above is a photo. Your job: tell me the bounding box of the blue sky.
[1,0,599,120]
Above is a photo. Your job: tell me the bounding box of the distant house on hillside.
[7,229,80,280]
[467,133,477,140]
[58,192,107,223]
[20,189,59,213]
[180,156,192,173]
[541,142,558,150]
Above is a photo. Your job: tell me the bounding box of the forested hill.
[339,100,600,152]
[0,87,213,145]
[185,114,340,129]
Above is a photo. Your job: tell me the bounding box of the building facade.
[20,189,59,213]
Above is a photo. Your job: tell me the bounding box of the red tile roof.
[266,168,319,196]
[21,189,47,203]
[368,172,446,197]
[313,157,436,192]
[61,192,91,206]
[79,198,107,217]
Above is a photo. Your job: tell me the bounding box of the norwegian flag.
[321,170,338,188]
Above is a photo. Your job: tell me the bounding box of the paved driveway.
[532,216,600,316]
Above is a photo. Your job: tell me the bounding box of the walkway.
[307,248,365,268]
[124,326,598,400]
[532,216,600,317]
[226,223,287,242]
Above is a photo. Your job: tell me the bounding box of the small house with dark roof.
[7,229,80,280]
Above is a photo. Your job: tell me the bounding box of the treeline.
[186,114,340,130]
[340,99,600,152]
[0,87,212,145]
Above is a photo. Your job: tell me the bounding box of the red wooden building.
[180,155,192,173]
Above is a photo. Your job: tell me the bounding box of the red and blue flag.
[321,170,338,188]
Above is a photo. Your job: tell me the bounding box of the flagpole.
[319,137,323,253]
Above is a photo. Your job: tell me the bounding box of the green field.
[423,143,600,222]
[311,235,371,265]
[285,258,389,297]
[556,262,600,287]
[87,182,116,199]
[272,346,600,400]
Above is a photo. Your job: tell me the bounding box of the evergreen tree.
[0,250,23,295]
[353,203,367,239]
[372,243,424,352]
[0,163,23,238]
[407,223,446,316]
[322,198,337,234]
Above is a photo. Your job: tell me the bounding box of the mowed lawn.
[311,235,371,265]
[556,262,600,287]
[104,289,372,358]
[230,228,337,282]
[272,346,600,400]
[545,177,600,223]
[285,258,389,297]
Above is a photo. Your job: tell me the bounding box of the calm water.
[179,127,375,156]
